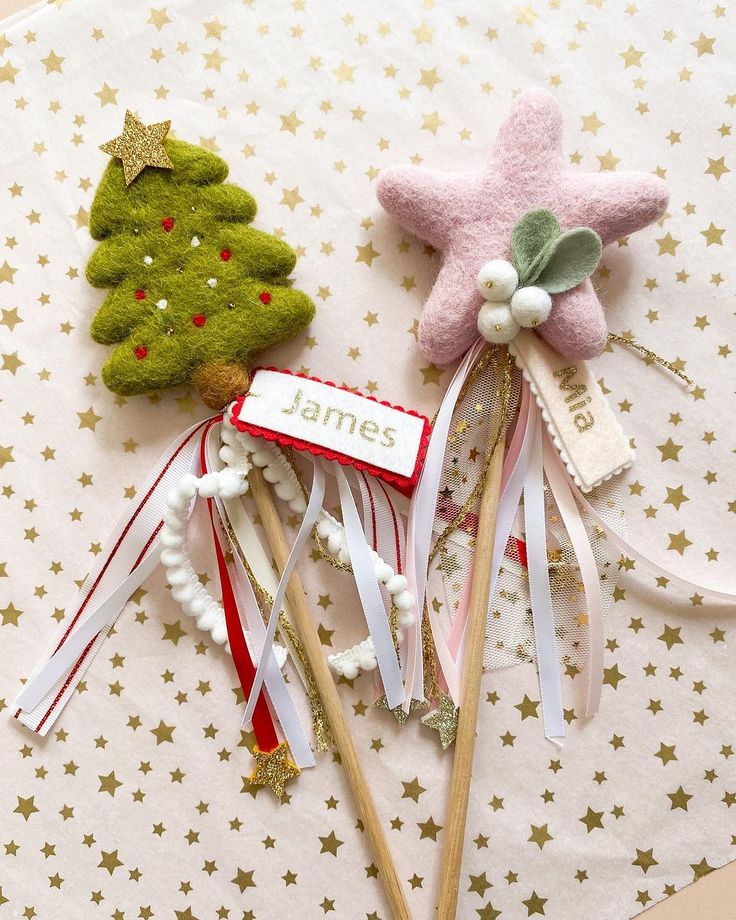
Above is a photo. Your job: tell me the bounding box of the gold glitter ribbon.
[607,332,694,387]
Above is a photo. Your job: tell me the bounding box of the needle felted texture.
[87,138,315,407]
[376,89,668,364]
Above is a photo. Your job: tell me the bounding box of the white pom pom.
[197,607,218,631]
[162,508,184,530]
[262,465,280,483]
[338,547,351,565]
[252,450,271,467]
[160,548,183,568]
[274,481,296,501]
[166,567,189,586]
[341,661,358,679]
[197,472,220,498]
[206,277,218,288]
[398,611,415,627]
[317,519,333,539]
[177,474,198,499]
[210,619,228,645]
[386,574,408,595]
[327,532,342,555]
[160,529,183,548]
[189,596,207,616]
[476,259,518,302]
[374,561,393,583]
[218,469,243,499]
[477,303,520,344]
[171,584,195,604]
[143,255,153,266]
[166,488,187,512]
[394,590,414,611]
[291,497,307,514]
[510,286,552,328]
[219,445,236,466]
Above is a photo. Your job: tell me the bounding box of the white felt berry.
[477,302,520,344]
[476,259,518,302]
[143,255,153,265]
[156,299,168,310]
[206,277,217,288]
[510,286,552,328]
[191,235,201,247]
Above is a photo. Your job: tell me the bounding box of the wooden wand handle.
[436,425,506,919]
[248,467,412,920]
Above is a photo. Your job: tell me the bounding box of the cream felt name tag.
[230,368,430,491]
[509,331,634,492]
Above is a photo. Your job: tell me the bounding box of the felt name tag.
[509,330,634,492]
[230,368,430,491]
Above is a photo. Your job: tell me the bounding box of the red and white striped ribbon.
[15,418,213,735]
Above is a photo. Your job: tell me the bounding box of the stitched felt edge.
[228,367,431,494]
[508,339,635,493]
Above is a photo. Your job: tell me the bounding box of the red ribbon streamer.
[200,422,279,753]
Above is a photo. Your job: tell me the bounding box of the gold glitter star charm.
[100,110,174,186]
[421,692,459,749]
[248,743,300,798]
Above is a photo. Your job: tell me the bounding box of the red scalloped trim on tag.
[229,367,431,495]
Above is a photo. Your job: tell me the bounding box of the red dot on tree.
[259,291,272,304]
[220,249,232,261]
[134,346,148,360]
[162,217,175,232]
[134,289,147,300]
[192,313,207,327]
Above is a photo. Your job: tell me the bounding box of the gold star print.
[248,743,300,798]
[100,110,174,186]
[421,692,459,749]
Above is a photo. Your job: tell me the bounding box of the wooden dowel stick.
[437,423,506,919]
[248,467,412,920]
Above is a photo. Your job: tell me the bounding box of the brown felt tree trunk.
[193,361,251,409]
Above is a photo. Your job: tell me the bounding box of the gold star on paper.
[100,110,173,186]
[14,796,39,821]
[40,50,64,74]
[420,692,458,749]
[632,847,659,873]
[248,743,300,798]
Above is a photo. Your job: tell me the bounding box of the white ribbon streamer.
[15,418,212,735]
[543,432,605,717]
[523,408,565,739]
[242,461,326,724]
[333,462,406,710]
[406,338,487,706]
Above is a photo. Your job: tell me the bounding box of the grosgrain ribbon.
[15,417,213,735]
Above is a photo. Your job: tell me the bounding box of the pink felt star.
[377,89,668,364]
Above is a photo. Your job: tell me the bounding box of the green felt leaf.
[511,209,560,286]
[535,227,602,294]
[87,136,315,401]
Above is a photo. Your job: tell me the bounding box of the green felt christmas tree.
[87,116,315,408]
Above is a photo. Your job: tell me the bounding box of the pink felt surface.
[377,89,669,364]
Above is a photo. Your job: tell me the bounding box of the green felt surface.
[87,138,314,396]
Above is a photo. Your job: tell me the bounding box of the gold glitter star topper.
[248,743,300,798]
[421,692,459,750]
[100,110,174,186]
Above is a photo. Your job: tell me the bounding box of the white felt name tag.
[510,331,634,492]
[230,368,430,491]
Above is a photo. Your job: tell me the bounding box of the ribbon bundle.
[14,408,417,777]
